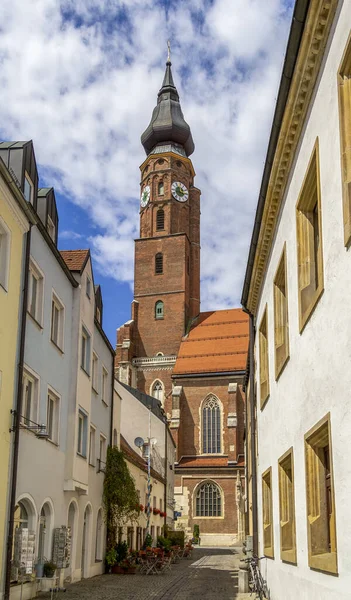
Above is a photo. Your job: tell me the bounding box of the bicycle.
[244,555,270,600]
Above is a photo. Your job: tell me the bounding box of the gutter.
[241,0,310,309]
[4,227,32,600]
[248,313,258,556]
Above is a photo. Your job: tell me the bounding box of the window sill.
[101,398,108,407]
[47,438,59,448]
[193,516,224,520]
[155,317,164,320]
[309,551,338,575]
[51,338,64,355]
[0,282,8,294]
[77,452,87,460]
[281,548,297,565]
[27,311,43,330]
[263,547,274,559]
[92,386,99,394]
[81,366,90,378]
[89,462,96,468]
[260,391,270,410]
[275,353,290,381]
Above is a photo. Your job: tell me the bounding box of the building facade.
[0,152,34,600]
[116,57,249,545]
[242,1,351,598]
[0,142,115,600]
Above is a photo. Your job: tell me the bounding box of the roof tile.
[60,249,89,272]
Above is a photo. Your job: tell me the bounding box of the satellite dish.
[134,437,144,448]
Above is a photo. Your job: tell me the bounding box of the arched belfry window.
[156,209,165,231]
[158,181,164,195]
[155,300,164,319]
[202,395,221,454]
[155,253,163,274]
[195,482,222,517]
[152,380,164,404]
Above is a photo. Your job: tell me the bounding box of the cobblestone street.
[41,548,248,600]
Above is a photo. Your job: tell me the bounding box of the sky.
[0,0,294,346]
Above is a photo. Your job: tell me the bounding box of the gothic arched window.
[155,253,163,274]
[155,300,164,319]
[202,395,221,454]
[158,181,164,195]
[156,209,165,231]
[195,482,222,517]
[152,380,164,403]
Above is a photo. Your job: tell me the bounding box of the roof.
[117,380,165,422]
[120,435,165,484]
[0,141,30,149]
[60,249,90,273]
[177,456,245,468]
[141,59,194,157]
[173,308,249,376]
[241,0,311,310]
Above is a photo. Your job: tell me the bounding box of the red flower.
[139,504,144,511]
[153,508,160,515]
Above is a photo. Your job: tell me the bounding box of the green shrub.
[166,530,185,548]
[115,540,128,564]
[142,533,153,549]
[157,536,172,551]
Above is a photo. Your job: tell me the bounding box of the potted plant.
[43,560,57,578]
[105,548,117,573]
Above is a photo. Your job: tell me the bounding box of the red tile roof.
[60,249,90,272]
[173,308,249,375]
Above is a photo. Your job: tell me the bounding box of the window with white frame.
[22,369,39,426]
[151,380,164,404]
[99,434,106,464]
[92,353,98,391]
[24,173,34,204]
[81,326,91,374]
[102,367,108,403]
[195,482,222,517]
[86,276,91,299]
[47,215,56,242]
[51,292,64,350]
[28,259,44,324]
[89,425,96,466]
[77,409,88,457]
[47,389,60,444]
[202,395,221,454]
[0,217,11,291]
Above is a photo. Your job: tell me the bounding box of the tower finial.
[167,40,171,64]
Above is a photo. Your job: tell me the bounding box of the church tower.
[116,55,201,395]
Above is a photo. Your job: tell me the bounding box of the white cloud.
[0,0,292,312]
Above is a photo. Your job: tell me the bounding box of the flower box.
[153,508,160,515]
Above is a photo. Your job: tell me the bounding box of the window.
[259,307,269,408]
[28,259,44,325]
[99,434,106,464]
[202,395,221,454]
[156,209,165,230]
[77,409,88,457]
[24,173,34,204]
[22,369,39,426]
[305,414,337,574]
[86,276,91,299]
[102,367,108,404]
[158,181,164,195]
[113,428,118,447]
[95,509,103,561]
[81,326,91,375]
[195,482,222,517]
[47,215,56,242]
[338,35,351,246]
[0,217,10,291]
[278,449,296,564]
[296,141,323,332]
[89,425,96,466]
[152,380,164,404]
[155,253,163,274]
[47,389,60,444]
[92,353,98,391]
[155,300,164,320]
[274,246,289,378]
[51,292,64,350]
[262,467,274,558]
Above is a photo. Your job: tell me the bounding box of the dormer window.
[24,173,34,204]
[47,215,56,242]
[158,181,164,195]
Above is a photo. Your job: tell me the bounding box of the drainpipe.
[164,419,167,532]
[110,353,115,446]
[4,227,32,600]
[249,313,258,556]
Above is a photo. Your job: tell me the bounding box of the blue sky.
[0,0,294,345]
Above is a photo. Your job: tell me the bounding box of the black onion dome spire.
[141,55,195,158]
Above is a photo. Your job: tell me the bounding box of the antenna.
[134,437,144,448]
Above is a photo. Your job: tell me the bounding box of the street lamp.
[9,410,49,439]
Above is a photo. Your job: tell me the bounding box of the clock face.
[171,181,189,203]
[140,185,151,207]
